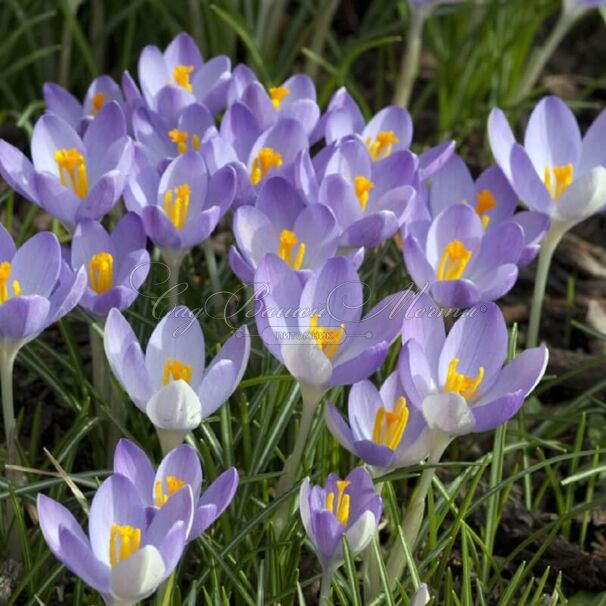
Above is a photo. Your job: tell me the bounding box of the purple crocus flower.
[299,467,382,571]
[38,473,193,606]
[324,371,430,471]
[0,102,133,228]
[398,294,548,453]
[70,213,150,317]
[138,32,231,114]
[0,224,86,356]
[113,439,238,541]
[254,255,409,398]
[124,149,236,255]
[488,96,606,238]
[229,176,342,284]
[43,75,124,135]
[403,200,525,309]
[104,306,250,452]
[420,154,550,267]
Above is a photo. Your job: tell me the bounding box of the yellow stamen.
[326,480,351,526]
[91,92,105,116]
[278,229,305,270]
[371,397,409,451]
[168,129,189,155]
[163,183,191,230]
[354,176,374,211]
[250,147,283,185]
[88,252,114,295]
[173,65,194,93]
[192,134,200,151]
[0,262,20,304]
[154,475,187,507]
[437,240,472,281]
[109,524,141,568]
[309,314,345,360]
[475,189,496,229]
[544,164,573,201]
[444,357,484,401]
[365,130,399,161]
[54,148,88,198]
[268,86,290,110]
[163,358,193,385]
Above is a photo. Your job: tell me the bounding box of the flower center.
[268,86,290,110]
[88,252,114,295]
[365,130,399,161]
[168,129,200,155]
[309,314,345,360]
[154,475,187,507]
[354,176,374,211]
[437,240,472,281]
[372,396,409,451]
[164,183,191,230]
[54,148,88,198]
[278,229,305,270]
[173,65,194,93]
[544,164,573,201]
[251,147,283,185]
[91,92,105,116]
[163,358,193,385]
[0,261,21,305]
[109,524,141,568]
[444,357,484,401]
[326,480,351,526]
[474,189,496,229]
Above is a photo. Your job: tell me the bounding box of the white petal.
[109,545,165,603]
[344,510,377,555]
[421,392,474,436]
[410,584,431,606]
[146,380,202,432]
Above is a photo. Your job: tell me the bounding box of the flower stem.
[1,346,17,470]
[319,568,334,606]
[393,6,428,108]
[526,228,563,348]
[161,249,185,311]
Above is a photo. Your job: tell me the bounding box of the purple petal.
[256,176,305,230]
[509,143,552,212]
[429,154,475,218]
[11,231,61,297]
[164,33,203,71]
[330,342,388,385]
[579,108,606,177]
[324,404,356,452]
[31,114,83,177]
[339,212,399,248]
[487,107,516,179]
[145,485,194,546]
[471,390,525,433]
[83,102,127,176]
[429,278,481,309]
[363,105,413,151]
[43,83,82,128]
[191,468,239,537]
[0,141,38,201]
[113,439,156,507]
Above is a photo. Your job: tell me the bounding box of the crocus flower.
[124,149,236,256]
[113,438,239,541]
[0,102,133,228]
[488,96,606,240]
[254,255,410,398]
[138,32,231,114]
[229,176,341,284]
[38,473,193,606]
[70,213,150,317]
[403,201,524,309]
[299,467,382,571]
[0,224,86,357]
[398,294,548,453]
[324,371,430,471]
[43,75,124,134]
[104,306,250,452]
[421,154,550,267]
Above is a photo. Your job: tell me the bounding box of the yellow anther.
[192,134,200,151]
[168,129,189,155]
[475,189,496,229]
[326,480,351,526]
[0,262,20,305]
[444,357,484,401]
[109,524,141,568]
[163,183,191,230]
[437,240,472,281]
[163,358,193,385]
[309,314,345,360]
[173,65,194,93]
[88,252,114,295]
[268,86,290,110]
[354,176,374,211]
[154,475,187,507]
[250,147,283,185]
[91,92,105,116]
[365,130,399,161]
[544,164,573,201]
[278,229,305,270]
[54,148,88,198]
[371,397,409,451]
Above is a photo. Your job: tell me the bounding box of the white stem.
[161,249,186,310]
[319,567,334,606]
[1,346,17,469]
